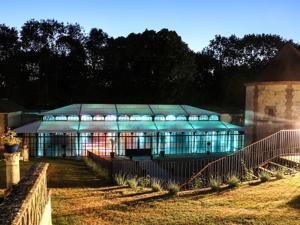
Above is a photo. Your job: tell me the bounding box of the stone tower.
[245,44,300,144]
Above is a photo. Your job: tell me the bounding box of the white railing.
[183,130,300,188]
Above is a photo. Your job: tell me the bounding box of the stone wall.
[0,114,7,135]
[245,81,300,144]
[0,163,51,225]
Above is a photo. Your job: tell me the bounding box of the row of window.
[24,131,243,157]
[43,114,219,121]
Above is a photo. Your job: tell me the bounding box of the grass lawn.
[1,158,300,225]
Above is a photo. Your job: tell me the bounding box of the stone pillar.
[22,145,29,161]
[4,152,20,190]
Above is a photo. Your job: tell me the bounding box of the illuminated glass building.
[14,104,244,157]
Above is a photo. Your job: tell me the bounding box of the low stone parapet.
[0,163,51,225]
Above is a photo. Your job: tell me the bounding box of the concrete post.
[4,152,20,190]
[22,145,29,161]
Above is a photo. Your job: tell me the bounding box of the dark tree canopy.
[0,19,299,111]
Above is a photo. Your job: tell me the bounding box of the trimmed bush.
[274,168,285,179]
[209,178,222,191]
[151,178,163,192]
[241,160,255,181]
[259,171,271,183]
[168,182,180,195]
[192,177,202,189]
[138,175,151,188]
[127,176,138,191]
[227,176,240,188]
[113,172,127,186]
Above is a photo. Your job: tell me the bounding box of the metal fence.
[88,151,223,184]
[183,129,300,188]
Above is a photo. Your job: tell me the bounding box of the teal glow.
[199,115,209,120]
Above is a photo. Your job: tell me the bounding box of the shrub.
[168,182,180,195]
[83,157,110,181]
[227,176,240,188]
[192,177,203,189]
[138,175,151,188]
[274,168,285,179]
[127,176,138,191]
[241,160,254,181]
[209,178,222,191]
[259,171,271,182]
[113,172,127,186]
[151,178,163,192]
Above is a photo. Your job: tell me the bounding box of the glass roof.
[149,104,186,116]
[116,104,152,115]
[81,104,117,116]
[182,105,217,115]
[154,121,193,131]
[189,121,243,131]
[38,121,79,133]
[79,121,118,132]
[118,121,157,132]
[42,104,219,117]
[43,104,81,115]
[14,116,243,133]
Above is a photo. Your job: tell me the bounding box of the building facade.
[15,104,244,157]
[245,44,300,144]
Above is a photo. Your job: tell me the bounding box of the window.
[166,115,176,121]
[188,115,198,121]
[55,115,67,120]
[119,115,130,121]
[199,115,209,120]
[105,115,117,121]
[93,115,105,121]
[154,115,165,121]
[265,106,276,117]
[176,115,187,121]
[209,115,219,121]
[81,115,92,121]
[68,115,79,121]
[43,115,55,121]
[141,115,152,121]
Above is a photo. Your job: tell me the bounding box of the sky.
[0,0,299,52]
